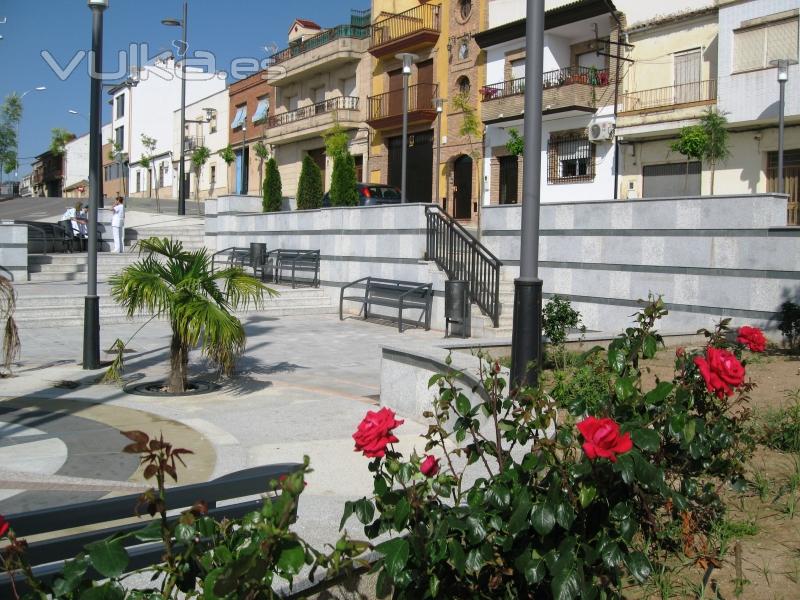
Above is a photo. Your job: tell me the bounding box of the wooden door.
[388,69,403,116]
[674,49,701,104]
[453,155,473,219]
[416,59,434,109]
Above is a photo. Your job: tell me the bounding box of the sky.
[0,0,369,177]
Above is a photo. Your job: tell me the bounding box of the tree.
[0,94,22,182]
[505,128,524,157]
[253,141,270,195]
[140,134,158,202]
[700,108,730,195]
[219,145,236,194]
[262,157,282,212]
[108,138,128,197]
[190,145,211,202]
[49,128,75,156]
[322,122,349,161]
[109,237,274,393]
[296,154,323,210]
[670,125,706,194]
[329,151,358,207]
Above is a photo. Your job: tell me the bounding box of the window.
[209,112,218,133]
[135,170,141,193]
[341,76,357,97]
[458,0,472,21]
[231,105,247,129]
[114,126,124,149]
[577,50,606,71]
[252,97,269,123]
[457,76,471,96]
[210,165,217,183]
[116,93,125,119]
[674,48,702,103]
[734,15,799,72]
[158,163,165,188]
[547,132,595,184]
[511,58,526,80]
[498,155,518,204]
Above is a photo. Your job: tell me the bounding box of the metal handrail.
[368,83,438,121]
[268,96,360,128]
[621,79,717,113]
[425,206,502,327]
[480,66,610,101]
[268,24,371,66]
[370,3,441,49]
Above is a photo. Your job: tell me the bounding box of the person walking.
[112,196,125,253]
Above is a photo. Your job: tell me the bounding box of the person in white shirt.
[111,196,125,253]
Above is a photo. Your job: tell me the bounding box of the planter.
[124,379,220,397]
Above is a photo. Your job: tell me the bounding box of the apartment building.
[172,88,230,200]
[228,70,273,196]
[110,56,226,200]
[477,0,623,206]
[31,150,64,197]
[63,123,113,198]
[266,10,372,197]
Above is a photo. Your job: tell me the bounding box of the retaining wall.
[482,194,800,333]
[0,223,28,282]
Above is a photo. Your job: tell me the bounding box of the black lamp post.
[83,0,107,371]
[163,1,188,215]
[396,52,418,203]
[434,97,445,206]
[770,59,796,195]
[510,0,545,389]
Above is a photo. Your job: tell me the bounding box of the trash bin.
[445,280,471,338]
[250,242,267,278]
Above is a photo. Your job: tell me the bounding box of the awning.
[252,98,269,123]
[231,106,247,129]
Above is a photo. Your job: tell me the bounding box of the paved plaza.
[1,310,450,547]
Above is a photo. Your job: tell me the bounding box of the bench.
[267,249,320,288]
[19,221,73,254]
[211,246,252,272]
[0,462,301,596]
[340,276,433,332]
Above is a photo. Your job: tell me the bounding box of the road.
[0,196,204,221]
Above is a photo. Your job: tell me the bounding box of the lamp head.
[434,97,445,113]
[396,53,419,75]
[161,18,182,27]
[770,58,796,82]
[69,110,79,115]
[35,86,47,91]
[88,0,109,8]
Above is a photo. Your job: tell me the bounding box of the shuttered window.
[734,16,799,72]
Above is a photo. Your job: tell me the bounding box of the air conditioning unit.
[589,121,615,143]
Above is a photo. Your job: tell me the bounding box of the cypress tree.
[330,151,359,207]
[262,157,282,212]
[296,154,324,210]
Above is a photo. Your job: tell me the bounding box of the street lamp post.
[83,0,107,371]
[770,59,796,195]
[396,53,418,204]
[434,97,445,207]
[241,123,247,194]
[510,0,545,389]
[163,0,188,215]
[14,86,46,177]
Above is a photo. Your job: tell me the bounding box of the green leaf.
[645,381,673,406]
[642,335,658,359]
[393,497,411,530]
[625,551,652,583]
[428,373,444,388]
[203,567,226,600]
[486,484,511,510]
[174,523,195,545]
[683,419,697,444]
[599,540,624,570]
[429,572,440,597]
[607,345,626,375]
[615,377,636,401]
[550,553,580,600]
[376,538,410,580]
[508,489,532,534]
[631,429,661,453]
[79,582,125,600]
[133,520,162,542]
[339,501,354,530]
[354,498,375,525]
[515,552,546,585]
[448,538,466,575]
[456,394,471,415]
[614,453,635,484]
[52,555,90,596]
[555,502,576,530]
[276,540,306,576]
[465,515,487,545]
[465,547,485,574]
[86,538,129,579]
[376,568,394,599]
[579,486,597,508]
[531,503,556,536]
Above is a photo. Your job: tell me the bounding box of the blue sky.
[0,0,369,177]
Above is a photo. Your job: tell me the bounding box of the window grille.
[547,133,595,184]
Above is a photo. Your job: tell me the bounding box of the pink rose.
[694,347,745,399]
[577,417,633,463]
[420,455,440,477]
[353,408,404,458]
[737,326,767,353]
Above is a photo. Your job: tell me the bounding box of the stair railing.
[425,205,502,327]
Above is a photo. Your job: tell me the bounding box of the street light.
[770,58,797,195]
[510,0,545,389]
[15,86,46,176]
[163,0,188,215]
[84,0,108,371]
[68,109,89,120]
[396,52,418,203]
[434,97,445,207]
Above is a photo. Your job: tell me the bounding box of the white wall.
[64,133,89,189]
[718,0,800,125]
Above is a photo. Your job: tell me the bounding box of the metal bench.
[0,463,301,596]
[340,276,433,332]
[211,246,251,272]
[267,249,320,289]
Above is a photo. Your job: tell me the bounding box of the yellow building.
[367,0,486,221]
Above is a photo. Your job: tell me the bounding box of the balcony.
[367,83,438,130]
[267,96,361,144]
[480,66,611,123]
[267,24,371,85]
[618,80,717,132]
[369,4,441,58]
[184,136,205,154]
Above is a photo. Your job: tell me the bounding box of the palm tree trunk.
[168,330,189,393]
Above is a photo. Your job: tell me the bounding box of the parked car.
[322,184,402,207]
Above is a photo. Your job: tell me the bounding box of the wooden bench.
[0,463,301,596]
[267,249,320,289]
[340,276,433,332]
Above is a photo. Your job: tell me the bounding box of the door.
[235,151,242,194]
[308,148,326,189]
[499,155,518,204]
[642,162,701,198]
[388,131,433,203]
[453,155,473,219]
[416,59,434,110]
[388,69,404,117]
[674,49,701,104]
[767,150,800,225]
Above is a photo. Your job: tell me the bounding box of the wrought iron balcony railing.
[268,96,359,128]
[268,24,370,66]
[480,66,610,101]
[621,79,717,113]
[369,3,441,55]
[367,83,438,122]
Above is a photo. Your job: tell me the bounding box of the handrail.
[370,3,441,49]
[268,24,371,66]
[425,206,502,328]
[268,96,360,128]
[368,83,438,121]
[480,66,610,102]
[621,79,717,113]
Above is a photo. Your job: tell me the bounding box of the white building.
[63,123,112,197]
[171,88,230,200]
[110,56,227,199]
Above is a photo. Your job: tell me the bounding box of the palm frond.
[101,338,126,384]
[212,267,277,311]
[135,236,188,261]
[109,258,174,318]
[0,277,20,374]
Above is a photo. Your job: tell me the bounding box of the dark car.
[322,184,402,207]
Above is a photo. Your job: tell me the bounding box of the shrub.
[329,152,358,207]
[778,300,800,351]
[296,154,323,210]
[542,295,585,369]
[262,157,282,212]
[754,389,800,453]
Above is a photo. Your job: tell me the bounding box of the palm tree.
[109,237,275,393]
[0,276,20,375]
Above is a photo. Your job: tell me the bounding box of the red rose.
[0,516,9,538]
[675,347,685,358]
[420,455,440,477]
[737,326,767,353]
[353,407,404,458]
[693,347,746,399]
[577,417,632,462]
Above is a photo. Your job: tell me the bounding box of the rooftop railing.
[268,24,370,67]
